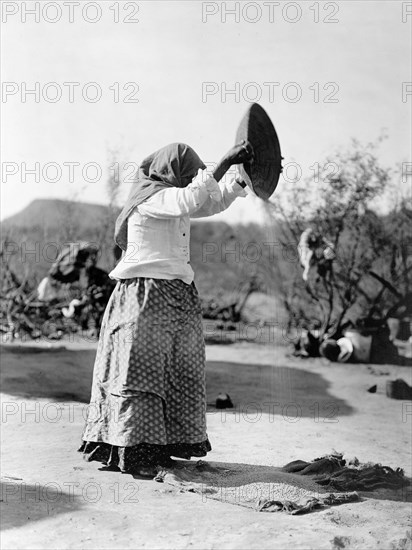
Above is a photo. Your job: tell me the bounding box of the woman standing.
[79,142,252,476]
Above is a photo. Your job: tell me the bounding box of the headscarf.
[114,143,206,250]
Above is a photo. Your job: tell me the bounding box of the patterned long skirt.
[79,278,211,473]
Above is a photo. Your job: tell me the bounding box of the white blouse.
[109,174,247,284]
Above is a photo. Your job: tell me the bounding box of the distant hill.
[2,199,118,233]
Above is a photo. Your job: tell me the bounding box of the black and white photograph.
[1,1,411,548]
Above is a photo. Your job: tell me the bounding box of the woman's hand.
[224,140,254,166]
[213,141,254,183]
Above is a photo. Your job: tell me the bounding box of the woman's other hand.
[194,169,223,202]
[205,177,223,202]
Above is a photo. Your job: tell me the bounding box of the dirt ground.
[1,339,411,550]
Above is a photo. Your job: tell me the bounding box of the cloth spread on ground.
[150,454,409,515]
[153,462,360,515]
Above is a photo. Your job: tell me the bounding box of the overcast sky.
[1,0,411,223]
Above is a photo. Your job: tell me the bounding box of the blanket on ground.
[151,455,409,515]
[283,453,407,492]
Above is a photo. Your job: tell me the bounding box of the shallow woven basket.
[235,103,283,201]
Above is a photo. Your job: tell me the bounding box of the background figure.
[319,325,400,365]
[36,241,113,333]
[298,228,336,282]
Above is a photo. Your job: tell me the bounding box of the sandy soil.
[1,341,411,550]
